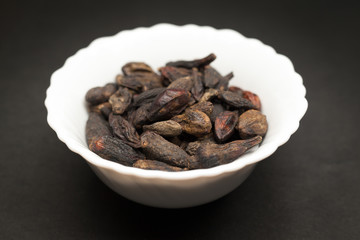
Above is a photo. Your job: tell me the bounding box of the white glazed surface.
[45,23,308,208]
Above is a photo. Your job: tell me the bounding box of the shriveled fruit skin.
[237,110,268,139]
[147,89,192,121]
[109,87,133,115]
[188,101,213,117]
[195,136,262,168]
[219,91,256,109]
[89,102,112,119]
[132,87,166,107]
[140,131,198,169]
[214,111,239,142]
[133,160,185,172]
[167,76,194,91]
[85,83,117,105]
[210,103,225,123]
[203,66,222,88]
[242,91,261,110]
[143,120,182,137]
[122,62,154,76]
[166,53,216,69]
[199,88,219,102]
[172,109,212,137]
[191,68,204,101]
[108,113,141,148]
[85,112,112,146]
[116,73,162,92]
[89,135,144,166]
[159,66,192,82]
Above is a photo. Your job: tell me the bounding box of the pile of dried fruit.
[85,54,268,171]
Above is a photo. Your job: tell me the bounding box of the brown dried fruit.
[167,76,194,91]
[172,109,212,137]
[166,53,216,69]
[109,87,132,115]
[140,131,198,168]
[89,135,144,166]
[85,83,117,105]
[189,101,213,117]
[210,103,225,123]
[203,66,222,88]
[191,68,204,101]
[129,102,152,128]
[132,87,166,107]
[116,73,162,92]
[90,102,112,119]
[109,113,141,148]
[228,86,243,95]
[85,112,112,146]
[195,136,262,168]
[147,89,192,121]
[133,160,185,172]
[214,111,239,142]
[219,91,256,109]
[237,110,268,139]
[159,66,192,82]
[186,134,216,155]
[242,91,261,110]
[122,62,154,76]
[199,88,219,102]
[143,120,182,137]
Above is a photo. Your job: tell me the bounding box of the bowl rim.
[45,23,308,180]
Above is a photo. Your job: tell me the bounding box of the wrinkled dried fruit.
[210,103,225,123]
[122,62,154,76]
[199,88,219,102]
[228,86,243,95]
[172,109,212,137]
[166,53,216,69]
[167,76,194,91]
[203,66,222,88]
[85,112,112,146]
[89,135,144,166]
[189,101,213,117]
[85,83,117,105]
[132,87,166,107]
[147,89,192,121]
[191,68,204,101]
[195,136,262,168]
[140,131,198,168]
[129,102,152,128]
[109,113,141,148]
[242,91,261,110]
[116,73,162,92]
[159,66,192,82]
[143,120,182,137]
[219,91,256,109]
[109,87,132,114]
[90,102,112,119]
[237,110,268,139]
[133,160,185,171]
[214,111,239,142]
[186,135,216,155]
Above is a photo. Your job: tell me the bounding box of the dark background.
[1,0,360,239]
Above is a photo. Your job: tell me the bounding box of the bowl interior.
[46,24,307,179]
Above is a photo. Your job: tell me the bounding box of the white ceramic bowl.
[45,23,307,208]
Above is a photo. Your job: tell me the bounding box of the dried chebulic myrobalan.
[237,109,268,139]
[85,83,117,105]
[143,120,182,137]
[84,54,268,171]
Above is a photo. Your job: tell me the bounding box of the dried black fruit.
[89,135,144,166]
[203,66,222,88]
[159,66,192,82]
[132,87,166,107]
[210,103,225,123]
[172,109,212,137]
[214,111,239,142]
[143,120,182,137]
[85,83,117,105]
[195,136,262,168]
[219,91,256,109]
[188,101,213,117]
[186,134,216,155]
[109,87,132,115]
[167,76,194,91]
[242,91,261,110]
[116,72,162,92]
[216,72,234,91]
[191,68,204,101]
[199,88,219,102]
[90,102,112,119]
[140,131,198,169]
[133,160,185,172]
[85,112,112,146]
[129,102,152,129]
[147,89,192,121]
[237,110,268,139]
[109,113,141,148]
[122,62,154,76]
[166,53,216,69]
[228,86,243,95]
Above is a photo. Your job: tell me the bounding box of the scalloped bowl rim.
[45,23,308,181]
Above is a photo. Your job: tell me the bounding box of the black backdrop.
[1,0,360,239]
